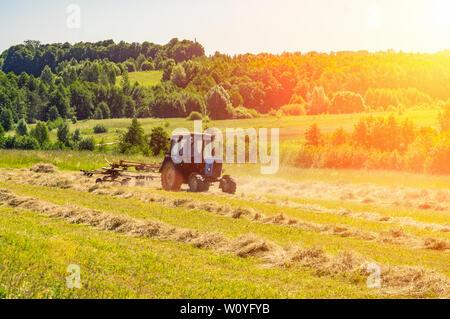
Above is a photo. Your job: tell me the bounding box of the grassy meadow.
[116,71,163,87]
[68,108,439,143]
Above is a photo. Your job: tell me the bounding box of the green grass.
[117,71,162,87]
[0,150,159,171]
[69,109,438,144]
[1,206,384,298]
[2,181,449,278]
[18,108,438,146]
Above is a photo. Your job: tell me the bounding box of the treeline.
[0,38,218,128]
[157,50,450,119]
[0,56,208,126]
[2,39,450,124]
[0,118,95,152]
[294,106,450,174]
[0,38,204,76]
[0,116,170,159]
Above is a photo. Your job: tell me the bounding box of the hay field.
[0,156,448,298]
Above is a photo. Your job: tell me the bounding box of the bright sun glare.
[435,0,450,26]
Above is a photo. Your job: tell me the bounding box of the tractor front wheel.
[161,162,182,191]
[220,175,236,194]
[188,173,206,193]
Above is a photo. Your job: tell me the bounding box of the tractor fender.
[159,156,173,173]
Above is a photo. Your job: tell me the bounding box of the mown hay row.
[0,168,448,251]
[2,167,449,233]
[135,191,450,251]
[0,188,449,298]
[235,176,450,212]
[86,184,449,251]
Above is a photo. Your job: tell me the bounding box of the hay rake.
[81,159,161,185]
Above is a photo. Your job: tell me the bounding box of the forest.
[0,39,449,173]
[1,39,450,124]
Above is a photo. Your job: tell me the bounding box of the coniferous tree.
[0,108,13,131]
[16,118,28,136]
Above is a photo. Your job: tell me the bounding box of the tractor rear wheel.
[220,175,236,194]
[161,162,182,191]
[202,181,210,192]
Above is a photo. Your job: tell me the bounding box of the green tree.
[40,65,55,85]
[93,124,107,134]
[72,128,81,142]
[309,86,330,115]
[148,126,170,156]
[438,101,450,132]
[187,111,203,120]
[30,121,50,146]
[49,88,71,118]
[78,137,95,151]
[305,123,323,146]
[136,54,147,71]
[15,118,28,136]
[425,134,450,174]
[108,86,126,118]
[330,91,365,114]
[171,64,187,88]
[93,107,103,119]
[0,108,13,131]
[141,61,155,71]
[229,89,244,107]
[119,118,145,153]
[124,97,136,118]
[47,105,60,121]
[352,118,369,148]
[0,123,5,147]
[162,59,176,81]
[331,127,348,145]
[183,92,205,115]
[98,101,111,119]
[57,122,70,146]
[205,85,234,120]
[14,135,40,150]
[70,82,95,120]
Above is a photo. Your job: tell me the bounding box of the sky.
[1,0,450,55]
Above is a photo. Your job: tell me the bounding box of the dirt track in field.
[1,188,449,298]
